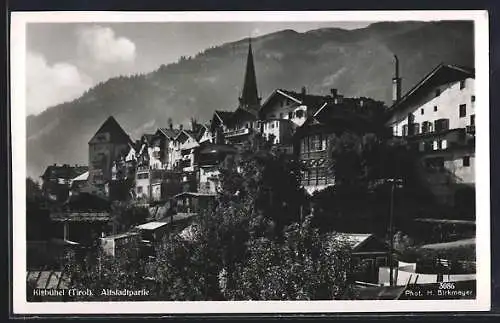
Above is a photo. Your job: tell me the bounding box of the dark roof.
[279,89,328,107]
[157,127,181,139]
[91,116,132,144]
[194,124,210,141]
[389,64,475,112]
[41,165,88,180]
[259,89,329,118]
[214,110,235,124]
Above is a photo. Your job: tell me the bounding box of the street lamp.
[387,178,403,287]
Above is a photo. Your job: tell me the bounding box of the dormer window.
[296,110,304,118]
[435,88,441,97]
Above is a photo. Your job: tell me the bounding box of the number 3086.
[439,282,456,289]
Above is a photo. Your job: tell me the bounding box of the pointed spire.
[239,37,261,113]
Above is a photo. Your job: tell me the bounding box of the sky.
[26,21,372,116]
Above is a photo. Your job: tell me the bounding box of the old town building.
[386,63,475,210]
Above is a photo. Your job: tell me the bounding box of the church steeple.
[239,37,261,113]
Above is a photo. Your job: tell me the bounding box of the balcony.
[224,128,251,138]
[300,150,327,160]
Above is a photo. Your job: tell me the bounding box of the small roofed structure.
[135,221,169,245]
[172,191,216,215]
[327,232,391,284]
[100,231,141,257]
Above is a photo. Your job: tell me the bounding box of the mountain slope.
[26,21,474,178]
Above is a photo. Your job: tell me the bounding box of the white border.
[11,10,490,314]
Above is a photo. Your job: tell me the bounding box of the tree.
[65,240,148,301]
[111,202,149,233]
[225,215,353,300]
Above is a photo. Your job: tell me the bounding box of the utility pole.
[388,179,395,287]
[388,178,403,286]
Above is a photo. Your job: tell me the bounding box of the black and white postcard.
[10,10,490,314]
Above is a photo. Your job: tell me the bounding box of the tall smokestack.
[392,55,402,103]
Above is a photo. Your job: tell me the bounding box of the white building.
[386,63,475,208]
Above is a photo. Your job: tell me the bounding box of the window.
[463,156,471,167]
[422,121,433,134]
[279,113,283,119]
[393,125,398,136]
[420,108,424,115]
[459,104,467,118]
[296,110,304,118]
[471,95,476,103]
[433,140,439,150]
[434,106,438,112]
[435,119,449,132]
[470,114,475,126]
[460,80,466,90]
[435,88,441,97]
[440,139,448,150]
[270,123,274,129]
[137,186,143,194]
[288,111,293,119]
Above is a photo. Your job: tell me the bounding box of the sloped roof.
[259,88,329,118]
[389,64,475,112]
[41,165,88,180]
[214,110,235,124]
[91,116,132,144]
[194,124,210,141]
[157,127,181,139]
[71,171,88,182]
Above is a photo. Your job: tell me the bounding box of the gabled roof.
[214,110,235,125]
[389,64,475,112]
[157,127,181,139]
[71,171,89,182]
[90,116,132,145]
[259,88,329,118]
[41,164,88,180]
[194,124,210,141]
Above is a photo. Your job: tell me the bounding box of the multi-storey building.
[294,92,385,194]
[258,87,330,154]
[386,63,475,210]
[88,116,133,197]
[40,164,89,203]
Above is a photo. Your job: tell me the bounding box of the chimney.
[301,86,307,95]
[179,124,184,131]
[330,88,338,97]
[392,55,402,103]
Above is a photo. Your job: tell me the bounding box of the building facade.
[386,64,475,209]
[88,116,133,197]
